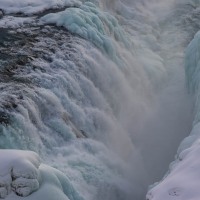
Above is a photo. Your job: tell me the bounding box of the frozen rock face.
[0,150,75,200]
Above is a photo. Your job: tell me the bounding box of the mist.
[99,0,195,197]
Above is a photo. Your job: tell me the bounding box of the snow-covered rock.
[0,150,78,200]
[0,0,81,15]
[146,136,200,200]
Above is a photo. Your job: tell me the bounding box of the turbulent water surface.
[0,0,200,199]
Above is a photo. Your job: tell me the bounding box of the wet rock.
[80,130,87,138]
[62,112,87,138]
[0,10,3,19]
[0,111,9,125]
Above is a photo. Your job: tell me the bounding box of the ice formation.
[40,2,130,59]
[0,150,84,200]
[0,150,39,198]
[0,0,81,15]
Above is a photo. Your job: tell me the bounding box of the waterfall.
[0,0,199,199]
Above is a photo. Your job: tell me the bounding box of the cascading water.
[0,0,199,199]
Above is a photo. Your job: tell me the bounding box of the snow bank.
[0,150,80,200]
[146,136,200,200]
[0,0,81,15]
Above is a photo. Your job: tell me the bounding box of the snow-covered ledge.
[0,150,78,200]
[146,134,200,200]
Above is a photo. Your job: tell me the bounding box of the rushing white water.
[0,0,199,199]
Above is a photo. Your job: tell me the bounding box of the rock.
[0,10,3,19]
[0,111,9,125]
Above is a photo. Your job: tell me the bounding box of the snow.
[0,150,79,200]
[146,133,200,200]
[0,0,81,15]
[0,16,35,28]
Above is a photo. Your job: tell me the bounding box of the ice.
[0,150,81,200]
[40,2,131,59]
[146,134,200,200]
[0,150,40,198]
[0,0,81,15]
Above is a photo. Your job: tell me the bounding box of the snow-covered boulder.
[0,150,78,200]
[0,150,40,198]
